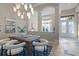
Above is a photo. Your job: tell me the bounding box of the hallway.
[50,37,79,56]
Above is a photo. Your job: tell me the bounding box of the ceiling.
[32,3,78,11]
[6,3,78,11]
[59,3,78,11]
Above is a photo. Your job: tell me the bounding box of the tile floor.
[49,37,79,56]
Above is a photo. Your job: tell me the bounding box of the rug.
[32,46,52,56]
[0,45,52,56]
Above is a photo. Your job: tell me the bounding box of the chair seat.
[7,47,23,55]
[0,39,10,45]
[0,45,5,49]
[35,46,47,51]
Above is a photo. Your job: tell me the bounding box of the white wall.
[75,4,79,39]
[28,11,38,31]
[28,4,59,43]
[0,4,27,39]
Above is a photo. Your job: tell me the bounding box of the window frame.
[41,15,54,33]
[60,15,75,34]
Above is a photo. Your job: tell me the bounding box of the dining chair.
[32,38,48,56]
[4,40,26,56]
[0,38,10,56]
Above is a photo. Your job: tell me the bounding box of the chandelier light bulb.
[29,4,32,8]
[27,12,31,19]
[31,8,34,14]
[17,11,21,16]
[16,4,21,9]
[24,4,28,11]
[21,15,24,19]
[13,7,16,12]
[32,11,34,14]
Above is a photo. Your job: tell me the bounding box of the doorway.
[59,15,75,38]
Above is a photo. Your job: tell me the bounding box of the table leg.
[28,42,32,56]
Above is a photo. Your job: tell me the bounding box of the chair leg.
[1,44,3,56]
[44,46,46,56]
[33,45,35,56]
[9,49,11,56]
[46,45,48,56]
[35,50,38,56]
[21,48,24,56]
[3,49,7,56]
[44,45,48,56]
[23,45,27,56]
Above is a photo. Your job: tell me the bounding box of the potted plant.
[17,26,27,36]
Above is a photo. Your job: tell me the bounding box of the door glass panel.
[68,21,74,34]
[61,22,66,33]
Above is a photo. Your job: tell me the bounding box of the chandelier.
[13,3,34,19]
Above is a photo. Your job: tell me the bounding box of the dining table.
[9,35,40,56]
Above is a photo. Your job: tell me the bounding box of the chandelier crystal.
[13,3,34,19]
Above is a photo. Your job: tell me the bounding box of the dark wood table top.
[9,35,40,42]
